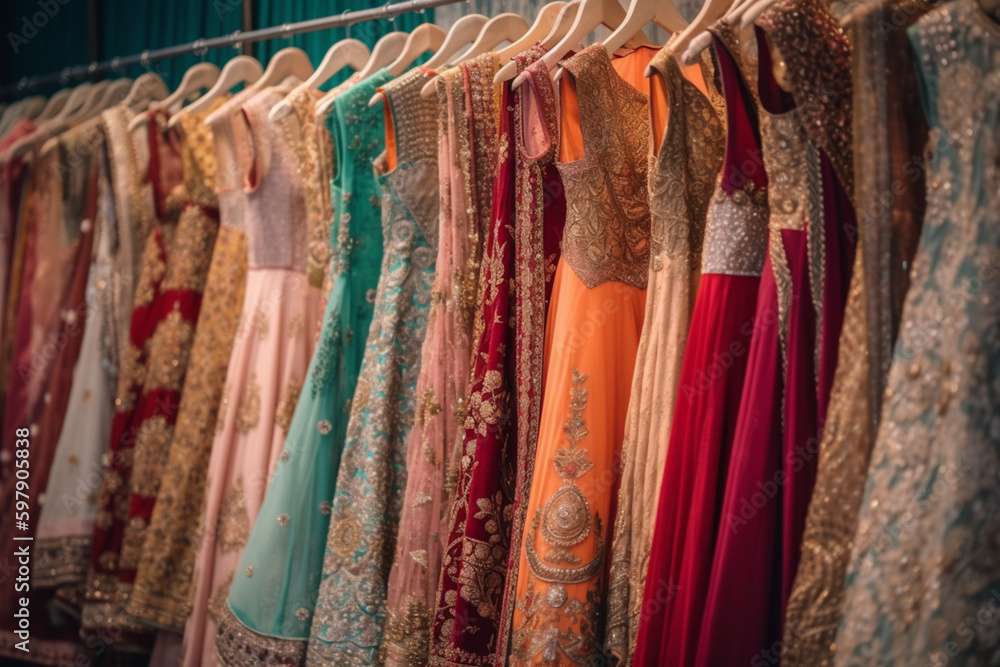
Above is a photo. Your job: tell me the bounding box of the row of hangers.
[0,0,788,160]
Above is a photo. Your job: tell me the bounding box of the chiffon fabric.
[632,25,772,666]
[82,101,222,639]
[780,0,930,661]
[382,59,497,665]
[605,40,726,665]
[216,70,391,666]
[835,3,1000,663]
[509,44,655,666]
[126,85,255,631]
[0,126,99,663]
[307,66,440,666]
[181,83,323,667]
[695,0,856,662]
[30,104,158,616]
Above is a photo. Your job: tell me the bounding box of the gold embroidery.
[161,206,218,293]
[556,45,651,290]
[275,377,302,435]
[383,596,432,666]
[133,231,167,308]
[235,373,261,434]
[208,572,235,624]
[144,301,196,392]
[217,477,251,552]
[131,416,173,493]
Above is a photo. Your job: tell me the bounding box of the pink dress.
[181,84,322,667]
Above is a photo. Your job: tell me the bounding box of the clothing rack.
[0,0,469,98]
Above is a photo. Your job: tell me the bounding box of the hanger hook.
[18,77,29,92]
[342,9,351,39]
[383,1,396,24]
[140,49,152,70]
[88,62,99,80]
[231,29,243,51]
[281,22,293,39]
[193,38,208,58]
[111,56,122,73]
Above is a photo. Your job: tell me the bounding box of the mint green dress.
[216,69,393,666]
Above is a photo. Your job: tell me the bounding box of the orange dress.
[509,44,657,665]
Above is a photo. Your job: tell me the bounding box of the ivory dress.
[605,41,726,665]
[181,83,322,667]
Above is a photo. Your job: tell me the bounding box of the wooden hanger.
[304,38,369,89]
[423,11,533,97]
[248,47,314,91]
[512,0,643,90]
[498,3,567,62]
[123,71,169,107]
[316,31,407,119]
[423,13,489,71]
[67,81,110,121]
[384,23,446,77]
[129,63,218,131]
[603,0,687,55]
[0,97,46,137]
[662,0,736,60]
[174,55,263,127]
[451,13,530,65]
[679,0,759,62]
[36,90,70,121]
[266,39,370,124]
[160,62,221,112]
[495,1,581,83]
[372,24,446,105]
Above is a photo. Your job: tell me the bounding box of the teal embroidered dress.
[216,70,393,666]
[835,2,1000,664]
[306,67,441,666]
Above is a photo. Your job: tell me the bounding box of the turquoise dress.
[306,68,441,666]
[216,70,393,666]
[835,2,1000,665]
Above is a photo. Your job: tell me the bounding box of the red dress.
[633,23,769,667]
[83,107,220,638]
[695,4,855,664]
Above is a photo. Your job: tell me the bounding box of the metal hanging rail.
[1,0,467,98]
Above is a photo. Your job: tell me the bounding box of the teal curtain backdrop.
[1,0,433,93]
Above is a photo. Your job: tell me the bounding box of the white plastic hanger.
[316,31,407,119]
[68,80,110,121]
[512,0,644,90]
[422,11,533,97]
[494,1,581,83]
[177,55,263,126]
[423,13,489,71]
[603,0,687,55]
[372,23,446,105]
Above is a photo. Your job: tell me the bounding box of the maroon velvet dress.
[429,47,565,667]
[695,2,855,664]
[633,24,770,667]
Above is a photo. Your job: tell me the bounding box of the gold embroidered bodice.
[758,0,854,196]
[557,44,652,290]
[646,45,726,274]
